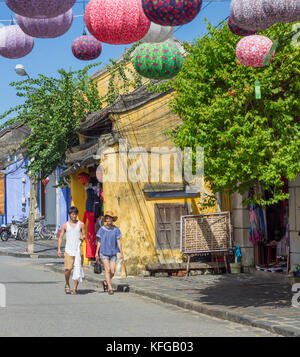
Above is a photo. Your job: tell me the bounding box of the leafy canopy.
[0,64,102,179]
[154,21,300,206]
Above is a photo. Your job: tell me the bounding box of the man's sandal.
[65,285,71,294]
[102,280,108,292]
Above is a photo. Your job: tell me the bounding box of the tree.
[0,64,102,179]
[155,21,300,206]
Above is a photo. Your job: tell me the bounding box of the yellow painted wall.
[93,61,148,108]
[70,64,218,273]
[70,169,89,265]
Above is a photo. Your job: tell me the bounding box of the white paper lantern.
[141,22,174,43]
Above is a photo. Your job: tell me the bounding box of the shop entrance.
[254,181,289,273]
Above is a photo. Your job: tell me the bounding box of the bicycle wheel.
[40,228,53,240]
[18,228,28,241]
[0,231,8,242]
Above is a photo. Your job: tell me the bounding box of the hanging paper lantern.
[96,165,103,183]
[16,10,73,39]
[77,173,90,185]
[236,35,275,68]
[84,0,150,45]
[141,22,174,43]
[141,0,202,26]
[227,16,256,37]
[133,42,183,79]
[72,34,102,61]
[230,0,300,32]
[5,0,76,19]
[42,177,50,194]
[0,25,34,59]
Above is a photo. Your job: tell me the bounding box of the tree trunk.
[27,176,37,254]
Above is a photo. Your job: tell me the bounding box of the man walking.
[58,206,86,295]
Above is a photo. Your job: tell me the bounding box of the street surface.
[0,257,279,337]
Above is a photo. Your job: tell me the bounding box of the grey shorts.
[100,254,117,262]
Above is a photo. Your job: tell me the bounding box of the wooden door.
[155,203,189,250]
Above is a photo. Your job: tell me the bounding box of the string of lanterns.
[0,0,299,77]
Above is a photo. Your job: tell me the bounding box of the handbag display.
[94,262,102,274]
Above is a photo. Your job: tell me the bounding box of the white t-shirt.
[65,221,82,257]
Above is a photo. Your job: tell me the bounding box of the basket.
[181,212,232,254]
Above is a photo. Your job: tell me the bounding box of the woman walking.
[95,211,124,295]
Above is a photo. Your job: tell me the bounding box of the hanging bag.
[94,261,102,274]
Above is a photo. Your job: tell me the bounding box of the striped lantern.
[133,42,183,79]
[84,0,150,45]
[141,0,202,26]
[72,34,102,61]
[236,35,275,68]
[5,0,76,19]
[16,10,73,39]
[0,25,34,59]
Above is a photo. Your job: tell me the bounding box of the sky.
[0,0,231,124]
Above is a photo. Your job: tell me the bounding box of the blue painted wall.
[0,161,70,228]
[1,158,36,224]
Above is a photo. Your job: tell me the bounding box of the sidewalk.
[0,238,62,258]
[46,261,300,337]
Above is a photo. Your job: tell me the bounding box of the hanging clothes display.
[249,204,267,244]
[84,184,96,212]
[83,210,97,258]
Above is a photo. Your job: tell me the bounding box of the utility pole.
[27,175,37,254]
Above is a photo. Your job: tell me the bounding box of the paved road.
[0,257,280,337]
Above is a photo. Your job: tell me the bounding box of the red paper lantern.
[72,34,102,61]
[141,0,202,26]
[84,0,151,45]
[77,173,90,185]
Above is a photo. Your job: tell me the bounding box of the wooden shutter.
[0,172,5,216]
[155,203,189,250]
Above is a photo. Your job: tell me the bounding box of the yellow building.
[62,54,220,274]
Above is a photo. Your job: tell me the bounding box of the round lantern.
[72,34,102,61]
[133,42,184,79]
[141,0,202,26]
[0,25,34,59]
[16,10,73,39]
[141,22,174,43]
[42,177,50,194]
[236,35,275,68]
[230,0,300,32]
[77,173,90,185]
[84,0,151,45]
[227,16,256,37]
[5,0,76,19]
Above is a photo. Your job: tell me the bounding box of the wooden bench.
[146,262,226,276]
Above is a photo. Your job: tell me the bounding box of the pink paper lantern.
[5,0,76,19]
[16,10,73,39]
[84,0,151,45]
[0,25,34,59]
[236,35,275,68]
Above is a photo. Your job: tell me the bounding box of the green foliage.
[101,42,143,106]
[0,63,102,179]
[154,22,300,206]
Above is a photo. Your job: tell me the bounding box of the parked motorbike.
[0,224,10,241]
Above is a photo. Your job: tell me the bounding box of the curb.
[46,264,300,337]
[0,250,59,259]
